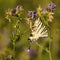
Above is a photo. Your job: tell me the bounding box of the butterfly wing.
[28,18,48,42]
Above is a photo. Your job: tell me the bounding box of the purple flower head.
[28,11,32,16]
[11,5,23,16]
[43,2,56,12]
[33,11,37,17]
[23,46,35,56]
[33,11,36,15]
[43,8,47,14]
[28,11,37,19]
[48,2,56,12]
[48,2,56,9]
[44,8,52,12]
[27,49,35,56]
[11,8,16,16]
[16,5,21,9]
[16,5,23,10]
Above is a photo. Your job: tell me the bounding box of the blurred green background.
[0,0,60,60]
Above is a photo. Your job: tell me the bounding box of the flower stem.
[34,41,49,53]
[49,51,52,60]
[13,41,16,60]
[49,39,52,60]
[34,41,52,60]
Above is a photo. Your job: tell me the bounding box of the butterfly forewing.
[28,18,48,42]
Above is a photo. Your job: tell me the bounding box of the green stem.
[49,39,52,60]
[34,41,49,53]
[49,51,52,60]
[34,41,52,60]
[13,41,16,60]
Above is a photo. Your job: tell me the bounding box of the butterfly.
[28,18,48,42]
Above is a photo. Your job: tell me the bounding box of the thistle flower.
[44,2,56,12]
[16,5,23,14]
[42,2,56,22]
[48,2,56,9]
[28,18,48,42]
[6,5,23,17]
[16,5,21,9]
[11,8,16,16]
[28,11,37,19]
[27,49,35,56]
[23,46,35,56]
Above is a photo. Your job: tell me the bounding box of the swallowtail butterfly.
[28,18,48,42]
